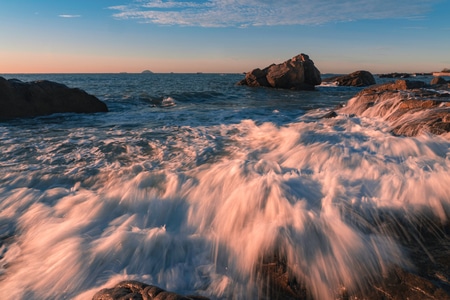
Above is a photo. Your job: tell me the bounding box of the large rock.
[237,54,321,90]
[323,70,376,87]
[337,79,450,136]
[0,76,108,119]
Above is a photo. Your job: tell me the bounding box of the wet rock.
[338,79,450,136]
[349,222,450,300]
[92,281,209,300]
[431,76,448,85]
[320,111,338,119]
[323,70,376,87]
[0,76,108,119]
[237,54,321,90]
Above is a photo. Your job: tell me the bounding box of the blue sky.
[1,0,449,73]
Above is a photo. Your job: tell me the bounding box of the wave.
[1,114,449,299]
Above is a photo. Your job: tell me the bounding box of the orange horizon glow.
[1,51,444,75]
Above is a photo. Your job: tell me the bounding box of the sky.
[0,0,449,74]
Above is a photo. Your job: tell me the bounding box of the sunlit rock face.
[237,54,322,90]
[337,79,450,136]
[0,76,108,119]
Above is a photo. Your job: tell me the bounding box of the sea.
[0,73,449,299]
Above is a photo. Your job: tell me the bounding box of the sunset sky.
[1,0,449,74]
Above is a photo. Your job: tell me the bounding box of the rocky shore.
[336,79,450,136]
[91,76,450,300]
[1,70,449,299]
[0,76,108,119]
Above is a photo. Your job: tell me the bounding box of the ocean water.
[0,73,449,299]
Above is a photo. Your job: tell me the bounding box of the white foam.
[0,116,449,299]
[161,96,176,107]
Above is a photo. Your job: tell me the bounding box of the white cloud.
[109,0,436,27]
[59,14,82,18]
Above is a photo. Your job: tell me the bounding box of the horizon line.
[0,71,442,76]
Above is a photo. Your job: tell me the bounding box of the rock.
[92,281,209,300]
[320,111,338,119]
[242,67,270,87]
[0,77,108,119]
[431,76,448,85]
[323,70,376,87]
[338,79,450,136]
[237,54,321,90]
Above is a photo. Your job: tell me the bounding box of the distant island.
[141,70,153,74]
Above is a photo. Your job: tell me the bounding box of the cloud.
[58,14,82,18]
[109,0,436,27]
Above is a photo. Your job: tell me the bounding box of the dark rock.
[431,76,448,85]
[92,280,209,300]
[237,54,321,90]
[321,111,338,119]
[323,70,376,87]
[339,80,450,136]
[242,68,270,87]
[0,76,108,119]
[349,221,450,300]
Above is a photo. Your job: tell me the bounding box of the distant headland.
[141,70,153,74]
[432,68,450,77]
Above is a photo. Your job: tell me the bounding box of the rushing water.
[0,73,449,299]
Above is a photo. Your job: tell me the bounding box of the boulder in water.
[237,54,322,90]
[0,76,108,119]
[323,70,376,87]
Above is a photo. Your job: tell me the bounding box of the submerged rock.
[0,76,108,119]
[337,79,450,136]
[92,281,209,300]
[323,70,376,87]
[237,54,321,90]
